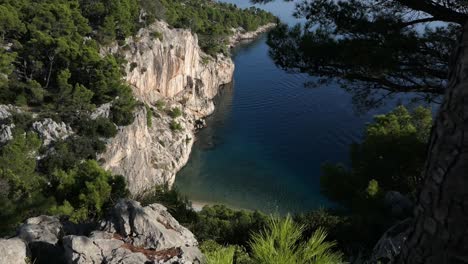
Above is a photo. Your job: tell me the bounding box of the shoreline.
[189,199,251,212]
[228,23,277,48]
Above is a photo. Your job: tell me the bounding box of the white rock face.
[18,215,63,245]
[0,123,14,144]
[102,21,234,105]
[0,105,20,144]
[0,238,28,264]
[100,21,235,194]
[32,118,73,146]
[100,105,196,193]
[0,104,17,120]
[91,102,112,120]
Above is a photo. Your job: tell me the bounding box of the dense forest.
[159,0,276,55]
[0,0,275,236]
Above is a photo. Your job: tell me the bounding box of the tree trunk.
[397,22,468,264]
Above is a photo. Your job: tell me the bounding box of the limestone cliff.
[99,21,235,194]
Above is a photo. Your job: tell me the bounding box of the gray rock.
[32,118,73,145]
[194,119,206,130]
[2,201,203,264]
[0,238,29,264]
[63,200,202,264]
[91,102,112,120]
[103,200,200,251]
[18,215,66,264]
[64,231,154,264]
[368,219,412,264]
[18,215,63,245]
[384,191,413,217]
[0,123,14,144]
[63,233,131,264]
[0,105,14,120]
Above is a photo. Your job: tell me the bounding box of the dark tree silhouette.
[253,0,463,109]
[253,0,468,263]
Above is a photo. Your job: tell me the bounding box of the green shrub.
[170,120,182,131]
[137,185,198,224]
[74,117,117,138]
[201,55,211,65]
[50,160,129,223]
[249,216,343,264]
[168,107,183,118]
[10,112,34,131]
[201,240,237,264]
[155,100,165,111]
[0,131,52,236]
[201,240,255,264]
[111,92,136,126]
[145,104,153,127]
[40,136,106,175]
[150,31,163,41]
[130,62,138,72]
[193,205,268,246]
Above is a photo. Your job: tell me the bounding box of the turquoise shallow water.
[174,1,427,214]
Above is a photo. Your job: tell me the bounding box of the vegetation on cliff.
[0,0,277,237]
[0,0,136,235]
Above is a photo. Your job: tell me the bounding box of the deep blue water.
[173,1,430,213]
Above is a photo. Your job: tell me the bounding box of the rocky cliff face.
[99,21,235,194]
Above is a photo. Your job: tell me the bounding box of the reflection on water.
[196,82,234,151]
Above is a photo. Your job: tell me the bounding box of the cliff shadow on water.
[194,81,235,152]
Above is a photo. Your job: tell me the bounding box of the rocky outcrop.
[91,102,112,120]
[0,238,29,264]
[102,200,199,251]
[368,219,412,264]
[18,215,66,264]
[0,123,14,144]
[0,105,21,145]
[5,200,203,264]
[32,118,73,146]
[0,104,17,120]
[100,21,235,194]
